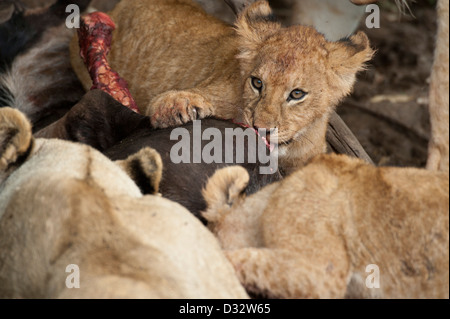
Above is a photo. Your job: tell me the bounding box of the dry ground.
[340,0,437,168]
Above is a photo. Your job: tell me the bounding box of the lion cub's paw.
[202,166,249,223]
[0,107,33,171]
[147,90,213,128]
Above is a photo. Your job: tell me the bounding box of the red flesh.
[232,120,274,151]
[78,12,140,113]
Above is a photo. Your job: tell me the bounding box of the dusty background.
[13,0,439,168]
[340,1,437,168]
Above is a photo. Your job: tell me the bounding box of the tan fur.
[0,107,32,172]
[115,147,163,195]
[0,108,248,299]
[70,0,373,174]
[427,0,449,172]
[202,155,449,298]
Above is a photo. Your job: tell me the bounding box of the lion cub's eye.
[289,89,308,102]
[251,77,263,92]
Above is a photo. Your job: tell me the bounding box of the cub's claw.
[148,91,213,128]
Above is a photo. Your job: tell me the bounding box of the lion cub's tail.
[202,166,249,223]
[0,107,33,171]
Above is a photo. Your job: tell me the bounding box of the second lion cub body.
[71,0,373,173]
[202,155,449,298]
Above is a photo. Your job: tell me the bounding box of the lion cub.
[0,107,248,299]
[201,155,449,298]
[70,0,373,174]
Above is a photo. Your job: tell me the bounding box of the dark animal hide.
[0,0,90,67]
[0,0,90,130]
[36,90,282,219]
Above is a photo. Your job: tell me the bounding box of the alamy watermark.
[65,4,381,30]
[65,264,80,289]
[170,121,278,175]
[65,4,80,29]
[64,263,381,291]
[366,264,381,289]
[366,4,381,29]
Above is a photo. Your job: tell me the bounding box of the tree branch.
[326,111,374,164]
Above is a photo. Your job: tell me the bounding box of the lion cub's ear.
[202,166,249,223]
[235,0,281,60]
[115,147,163,195]
[326,31,375,100]
[0,107,33,171]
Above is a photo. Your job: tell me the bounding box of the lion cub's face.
[235,1,374,145]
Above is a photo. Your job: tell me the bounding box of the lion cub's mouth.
[232,120,296,148]
[266,134,294,147]
[257,129,296,149]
